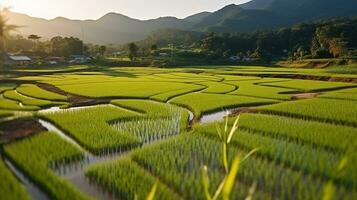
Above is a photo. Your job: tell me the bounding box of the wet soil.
[0,118,46,143]
[291,93,320,100]
[37,83,110,107]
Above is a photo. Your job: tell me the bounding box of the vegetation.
[4,132,90,200]
[40,105,141,153]
[0,158,31,200]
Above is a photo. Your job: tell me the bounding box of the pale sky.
[1,0,251,20]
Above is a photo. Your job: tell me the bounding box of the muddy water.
[4,158,49,200]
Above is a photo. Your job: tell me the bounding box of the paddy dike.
[37,83,110,107]
[0,118,46,143]
[225,73,357,83]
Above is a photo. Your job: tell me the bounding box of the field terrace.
[0,64,356,200]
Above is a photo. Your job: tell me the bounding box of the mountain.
[7,11,193,44]
[6,0,357,44]
[184,12,211,23]
[195,4,286,32]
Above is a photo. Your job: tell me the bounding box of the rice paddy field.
[0,64,356,200]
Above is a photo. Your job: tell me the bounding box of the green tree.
[328,38,347,58]
[0,8,19,61]
[99,45,107,57]
[128,43,138,61]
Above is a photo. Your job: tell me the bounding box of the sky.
[1,0,250,20]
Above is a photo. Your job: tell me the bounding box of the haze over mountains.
[7,0,357,44]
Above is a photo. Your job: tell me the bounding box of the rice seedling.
[200,81,236,94]
[0,158,31,200]
[16,84,67,101]
[259,79,354,92]
[86,158,180,200]
[319,87,357,101]
[197,120,357,188]
[237,113,357,152]
[3,132,91,200]
[130,133,355,200]
[171,93,279,117]
[3,90,66,107]
[39,105,141,153]
[111,115,181,144]
[0,95,39,111]
[150,84,205,102]
[259,98,357,126]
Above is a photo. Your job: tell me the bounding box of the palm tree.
[0,8,19,60]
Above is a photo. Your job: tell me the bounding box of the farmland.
[0,64,356,200]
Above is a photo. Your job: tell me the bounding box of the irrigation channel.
[4,103,241,200]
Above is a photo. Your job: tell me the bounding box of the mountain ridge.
[6,0,357,44]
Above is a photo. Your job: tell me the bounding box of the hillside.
[6,0,357,44]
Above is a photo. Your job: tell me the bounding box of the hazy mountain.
[195,4,285,32]
[6,0,357,44]
[7,11,192,44]
[184,12,212,23]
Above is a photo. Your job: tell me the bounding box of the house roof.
[8,55,32,61]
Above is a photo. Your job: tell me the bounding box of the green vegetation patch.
[319,88,357,101]
[0,96,39,111]
[41,105,141,153]
[86,158,180,200]
[0,159,31,200]
[58,81,194,98]
[260,79,354,92]
[171,93,279,117]
[238,113,357,152]
[17,84,67,101]
[3,90,66,107]
[201,81,237,94]
[4,132,90,200]
[260,98,357,126]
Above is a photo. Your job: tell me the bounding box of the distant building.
[4,55,32,65]
[229,56,241,61]
[159,53,169,57]
[46,57,65,65]
[69,55,92,64]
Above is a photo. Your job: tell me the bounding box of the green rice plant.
[131,133,354,200]
[57,80,196,98]
[150,84,205,102]
[40,105,141,153]
[319,88,357,101]
[112,99,190,130]
[171,93,279,117]
[0,110,13,118]
[16,84,67,101]
[3,90,66,107]
[4,132,91,200]
[260,79,354,92]
[0,83,16,93]
[200,81,236,94]
[260,98,357,127]
[0,158,31,200]
[0,96,39,111]
[86,158,180,200]
[227,80,294,100]
[111,115,181,144]
[198,122,357,187]
[238,113,357,152]
[202,115,259,200]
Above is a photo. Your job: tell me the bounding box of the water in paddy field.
[35,103,240,200]
[3,158,50,200]
[200,109,235,124]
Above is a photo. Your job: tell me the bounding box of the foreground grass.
[0,158,31,200]
[4,132,90,200]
